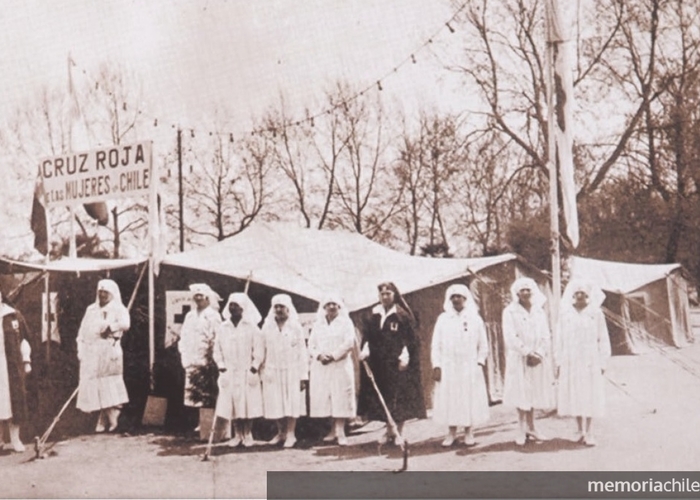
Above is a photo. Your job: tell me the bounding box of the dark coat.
[2,309,30,426]
[357,305,426,423]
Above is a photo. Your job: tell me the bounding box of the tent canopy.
[162,222,517,311]
[570,256,681,294]
[0,256,146,274]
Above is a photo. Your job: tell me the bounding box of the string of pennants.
[71,1,469,143]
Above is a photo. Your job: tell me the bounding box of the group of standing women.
[463,276,611,447]
[176,281,426,449]
[1,273,612,454]
[428,277,610,448]
[177,276,612,450]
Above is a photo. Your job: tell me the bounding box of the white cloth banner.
[546,0,579,248]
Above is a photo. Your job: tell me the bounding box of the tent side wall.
[667,270,694,346]
[632,279,674,346]
[600,291,640,355]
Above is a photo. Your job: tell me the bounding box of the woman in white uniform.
[556,279,611,446]
[260,294,308,449]
[502,277,554,445]
[431,284,489,447]
[214,292,264,448]
[76,279,130,432]
[308,294,356,446]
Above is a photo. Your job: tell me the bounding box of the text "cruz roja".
[41,144,147,178]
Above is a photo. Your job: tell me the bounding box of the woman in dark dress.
[358,282,426,445]
[0,293,32,452]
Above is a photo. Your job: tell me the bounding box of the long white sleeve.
[554,316,564,370]
[597,310,612,370]
[330,318,355,361]
[20,338,31,363]
[476,317,489,365]
[109,305,131,338]
[76,310,90,361]
[297,326,309,382]
[213,323,226,370]
[430,314,444,369]
[251,327,264,371]
[534,311,551,358]
[178,315,194,368]
[307,325,321,359]
[502,307,529,355]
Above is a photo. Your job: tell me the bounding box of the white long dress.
[178,307,221,407]
[431,308,490,427]
[0,318,12,419]
[556,305,611,417]
[213,319,264,420]
[502,302,555,411]
[76,301,130,412]
[308,315,356,418]
[260,320,308,419]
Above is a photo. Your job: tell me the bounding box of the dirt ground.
[2,342,700,499]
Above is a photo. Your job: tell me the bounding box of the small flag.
[30,172,49,255]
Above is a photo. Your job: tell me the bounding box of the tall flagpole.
[148,143,157,390]
[545,2,561,330]
[67,54,78,259]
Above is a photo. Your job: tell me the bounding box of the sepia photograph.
[1,0,699,498]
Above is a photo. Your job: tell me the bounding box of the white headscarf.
[263,293,301,329]
[222,292,262,326]
[561,279,606,312]
[314,292,350,327]
[0,302,15,318]
[509,277,547,309]
[96,279,124,306]
[189,283,222,311]
[443,283,480,316]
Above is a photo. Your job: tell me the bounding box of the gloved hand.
[398,346,409,371]
[24,362,32,374]
[359,343,370,361]
[300,380,309,392]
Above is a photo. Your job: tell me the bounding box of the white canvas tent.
[159,222,547,406]
[162,222,514,312]
[570,256,695,353]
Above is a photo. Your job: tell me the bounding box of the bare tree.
[328,84,401,241]
[449,0,660,204]
[82,64,149,257]
[394,112,466,255]
[184,125,273,242]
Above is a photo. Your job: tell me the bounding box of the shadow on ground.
[455,437,589,456]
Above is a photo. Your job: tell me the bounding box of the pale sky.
[0,0,473,257]
[1,0,469,134]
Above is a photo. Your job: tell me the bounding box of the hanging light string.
[69,1,468,141]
